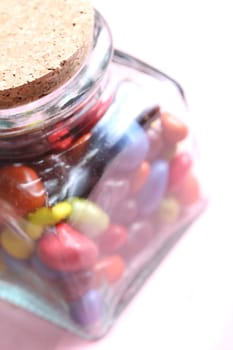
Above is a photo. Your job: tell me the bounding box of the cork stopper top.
[0,0,94,109]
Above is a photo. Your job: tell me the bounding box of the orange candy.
[176,173,201,206]
[94,255,125,284]
[0,165,46,217]
[131,161,151,193]
[161,112,189,144]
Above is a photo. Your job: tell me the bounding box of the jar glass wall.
[0,11,206,340]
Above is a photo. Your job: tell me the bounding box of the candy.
[136,160,169,216]
[27,207,55,226]
[2,250,28,272]
[156,197,181,224]
[66,133,91,164]
[175,172,201,206]
[146,119,164,160]
[51,201,72,222]
[110,122,149,171]
[30,256,61,280]
[24,221,44,240]
[98,224,128,254]
[59,270,95,301]
[69,289,102,327]
[168,152,192,189]
[161,144,177,161]
[121,220,154,258]
[161,112,189,144]
[1,228,35,260]
[0,256,6,272]
[37,223,98,271]
[130,161,151,193]
[0,165,46,216]
[112,197,138,225]
[69,198,109,238]
[94,255,125,284]
[90,174,130,216]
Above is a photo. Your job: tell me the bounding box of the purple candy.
[112,197,138,225]
[59,270,95,301]
[90,174,130,216]
[136,160,169,216]
[69,289,102,327]
[30,256,61,280]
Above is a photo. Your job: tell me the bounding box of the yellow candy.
[0,257,6,272]
[1,229,35,260]
[24,221,44,240]
[51,201,72,222]
[27,207,55,226]
[157,197,181,224]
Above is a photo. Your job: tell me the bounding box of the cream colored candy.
[157,197,181,224]
[69,198,110,238]
[1,229,35,260]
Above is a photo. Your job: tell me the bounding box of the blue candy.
[1,250,28,272]
[30,256,61,280]
[136,160,169,216]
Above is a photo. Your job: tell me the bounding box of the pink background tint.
[1,0,233,349]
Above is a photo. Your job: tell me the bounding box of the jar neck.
[0,10,113,161]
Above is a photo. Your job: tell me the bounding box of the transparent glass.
[0,11,206,340]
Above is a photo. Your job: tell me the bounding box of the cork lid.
[0,0,94,109]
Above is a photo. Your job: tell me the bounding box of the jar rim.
[0,10,113,136]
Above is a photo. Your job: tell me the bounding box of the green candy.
[68,198,110,238]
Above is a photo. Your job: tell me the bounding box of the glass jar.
[0,10,206,340]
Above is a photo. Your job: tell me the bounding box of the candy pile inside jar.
[0,104,202,328]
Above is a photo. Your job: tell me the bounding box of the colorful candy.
[161,112,189,144]
[69,289,103,327]
[0,165,46,216]
[94,255,125,284]
[59,270,95,301]
[69,198,110,238]
[1,228,35,260]
[110,122,149,171]
[130,161,151,193]
[168,152,192,189]
[98,224,128,254]
[136,160,169,216]
[37,223,98,271]
[30,256,61,280]
[156,197,181,224]
[0,93,203,338]
[175,172,201,206]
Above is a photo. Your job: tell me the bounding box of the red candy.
[66,133,91,164]
[168,152,192,189]
[175,172,201,206]
[48,123,74,151]
[0,165,46,216]
[94,255,125,284]
[98,224,128,254]
[161,112,189,144]
[37,223,98,272]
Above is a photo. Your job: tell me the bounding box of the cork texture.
[0,0,94,109]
